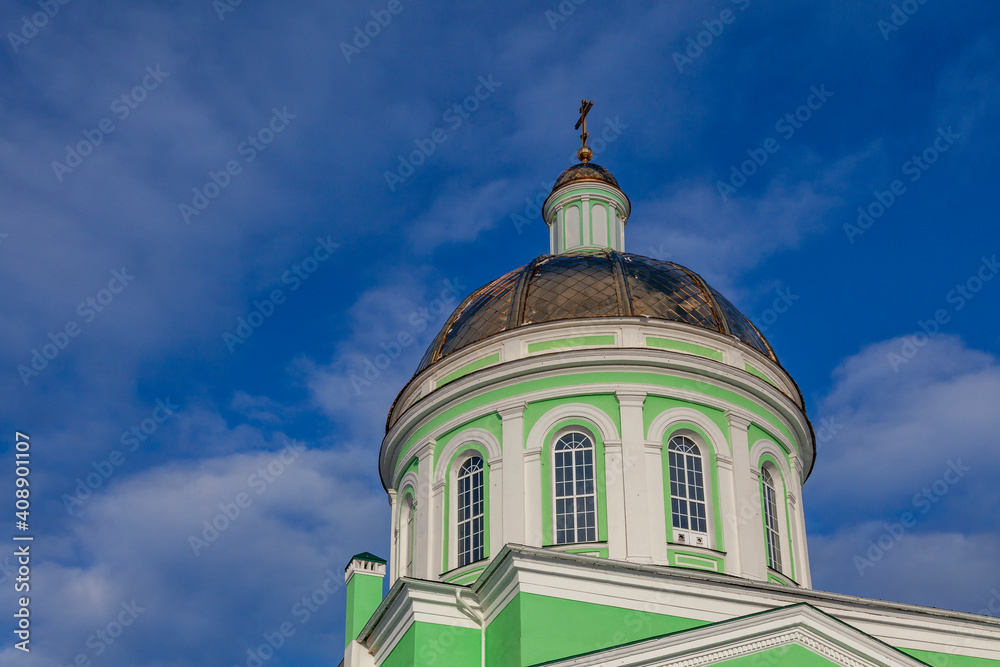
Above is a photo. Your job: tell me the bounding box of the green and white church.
[341,109,1000,667]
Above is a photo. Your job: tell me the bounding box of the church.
[340,103,1000,667]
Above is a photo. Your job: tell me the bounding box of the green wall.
[381,622,480,667]
[485,592,706,667]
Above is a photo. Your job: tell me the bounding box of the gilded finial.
[575,99,594,163]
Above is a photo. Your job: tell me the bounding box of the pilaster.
[617,390,650,562]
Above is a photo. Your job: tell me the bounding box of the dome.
[415,250,775,374]
[551,162,621,192]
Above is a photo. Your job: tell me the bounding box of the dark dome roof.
[551,162,620,191]
[415,250,775,374]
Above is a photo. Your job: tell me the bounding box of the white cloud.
[805,335,1000,610]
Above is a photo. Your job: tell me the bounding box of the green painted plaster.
[527,335,616,354]
[662,422,725,549]
[744,362,777,386]
[344,573,383,648]
[547,187,629,212]
[899,648,1000,667]
[395,371,795,478]
[713,644,838,666]
[645,337,724,362]
[560,546,609,558]
[667,549,725,573]
[439,353,501,386]
[523,394,621,447]
[642,396,730,448]
[431,412,503,467]
[539,418,609,545]
[381,621,480,667]
[443,564,488,584]
[441,442,491,573]
[485,592,706,667]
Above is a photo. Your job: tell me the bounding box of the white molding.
[647,406,732,457]
[433,427,502,486]
[525,402,622,451]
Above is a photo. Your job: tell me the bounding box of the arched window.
[667,436,708,543]
[761,467,782,571]
[554,432,597,544]
[400,493,416,577]
[457,457,484,566]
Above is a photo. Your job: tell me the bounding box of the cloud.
[805,335,1000,608]
[7,429,387,667]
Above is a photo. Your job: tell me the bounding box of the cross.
[574,99,594,149]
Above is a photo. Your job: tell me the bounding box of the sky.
[1,0,999,665]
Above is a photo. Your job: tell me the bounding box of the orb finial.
[574,99,594,163]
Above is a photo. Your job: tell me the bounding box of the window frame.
[456,455,485,567]
[760,465,783,573]
[398,487,416,578]
[447,447,491,571]
[666,434,710,548]
[551,429,600,546]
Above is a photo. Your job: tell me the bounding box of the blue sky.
[1,0,999,664]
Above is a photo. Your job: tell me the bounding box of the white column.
[715,454,741,578]
[488,455,503,559]
[617,390,650,562]
[524,445,543,546]
[387,489,398,584]
[581,195,591,246]
[604,437,627,559]
[644,439,668,563]
[498,402,527,546]
[727,411,765,581]
[415,444,435,579]
[788,452,812,588]
[431,479,445,576]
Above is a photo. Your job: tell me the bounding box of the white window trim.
[761,466,783,572]
[749,439,796,579]
[665,431,714,550]
[448,449,487,570]
[550,425,600,546]
[397,484,417,578]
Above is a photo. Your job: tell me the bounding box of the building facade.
[341,146,1000,667]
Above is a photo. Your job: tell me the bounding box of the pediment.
[540,604,929,667]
